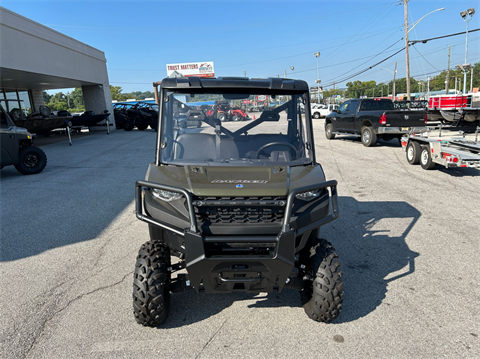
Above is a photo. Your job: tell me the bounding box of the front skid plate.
[184,230,296,293]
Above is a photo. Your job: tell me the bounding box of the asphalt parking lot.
[0,122,478,359]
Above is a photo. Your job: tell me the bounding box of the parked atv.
[0,104,47,175]
[113,103,133,131]
[210,100,250,122]
[132,77,343,326]
[113,102,156,131]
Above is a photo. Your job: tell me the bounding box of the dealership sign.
[166,62,215,78]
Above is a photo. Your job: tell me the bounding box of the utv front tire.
[301,239,343,322]
[123,119,134,131]
[133,241,171,327]
[14,145,47,175]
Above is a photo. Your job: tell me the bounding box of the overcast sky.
[2,0,479,93]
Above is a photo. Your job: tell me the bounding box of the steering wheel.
[255,142,298,160]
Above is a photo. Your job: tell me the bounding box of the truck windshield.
[159,91,312,166]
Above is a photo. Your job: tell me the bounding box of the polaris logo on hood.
[211,179,268,184]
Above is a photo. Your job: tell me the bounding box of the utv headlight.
[150,188,183,202]
[295,189,322,201]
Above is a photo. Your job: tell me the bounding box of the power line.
[321,28,479,87]
[409,28,480,45]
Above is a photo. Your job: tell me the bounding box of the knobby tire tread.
[133,241,171,327]
[301,239,344,323]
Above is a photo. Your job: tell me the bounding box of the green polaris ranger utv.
[1,104,47,175]
[133,77,343,326]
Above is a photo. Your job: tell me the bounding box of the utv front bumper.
[135,180,339,293]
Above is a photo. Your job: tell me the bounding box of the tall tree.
[110,85,127,101]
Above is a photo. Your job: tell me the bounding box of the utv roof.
[160,77,309,92]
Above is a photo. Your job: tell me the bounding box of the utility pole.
[445,45,451,94]
[393,62,397,101]
[403,0,411,101]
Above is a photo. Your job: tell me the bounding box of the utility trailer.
[401,126,480,170]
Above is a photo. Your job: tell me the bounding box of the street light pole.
[314,52,320,103]
[460,8,475,94]
[403,4,445,101]
[381,62,397,101]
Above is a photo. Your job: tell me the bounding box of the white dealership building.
[0,6,114,126]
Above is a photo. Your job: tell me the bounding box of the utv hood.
[145,164,326,197]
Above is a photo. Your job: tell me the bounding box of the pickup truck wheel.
[361,126,376,147]
[420,146,436,170]
[406,141,421,165]
[300,239,344,323]
[325,123,335,139]
[14,146,47,175]
[313,112,320,119]
[133,241,171,327]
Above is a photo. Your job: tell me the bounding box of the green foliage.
[342,61,479,98]
[110,85,128,101]
[323,88,343,98]
[42,88,85,112]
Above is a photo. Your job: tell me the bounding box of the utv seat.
[174,133,216,161]
[38,105,55,118]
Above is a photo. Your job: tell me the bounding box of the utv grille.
[192,196,286,225]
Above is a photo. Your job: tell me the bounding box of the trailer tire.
[406,141,421,165]
[325,123,335,140]
[133,241,171,327]
[300,239,344,323]
[420,146,436,170]
[361,126,376,147]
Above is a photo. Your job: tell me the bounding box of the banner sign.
[166,62,215,78]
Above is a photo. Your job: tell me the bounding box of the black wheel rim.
[24,154,39,168]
